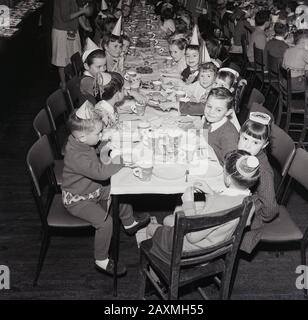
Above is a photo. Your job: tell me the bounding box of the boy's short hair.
[68,105,102,135]
[169,37,187,50]
[122,34,130,43]
[85,49,106,66]
[199,62,218,75]
[206,87,234,109]
[224,150,260,189]
[100,72,124,101]
[205,38,223,59]
[101,33,123,48]
[185,44,199,52]
[216,70,236,88]
[254,10,270,26]
[274,22,288,36]
[174,18,189,34]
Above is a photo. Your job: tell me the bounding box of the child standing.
[146,150,260,264]
[62,102,150,275]
[52,0,91,89]
[238,112,279,254]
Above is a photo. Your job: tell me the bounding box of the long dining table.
[107,3,226,296]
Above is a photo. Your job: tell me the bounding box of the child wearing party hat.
[101,16,124,73]
[79,38,109,105]
[62,101,150,276]
[238,112,279,254]
[181,25,200,84]
[146,149,259,265]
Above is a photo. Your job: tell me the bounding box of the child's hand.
[181,186,194,203]
[128,90,147,105]
[193,181,214,195]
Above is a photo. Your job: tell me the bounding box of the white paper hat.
[82,38,100,62]
[249,111,271,125]
[112,16,123,36]
[236,155,259,178]
[190,25,199,46]
[117,0,123,9]
[200,39,211,63]
[76,101,94,120]
[219,67,240,79]
[101,0,108,11]
[296,13,308,29]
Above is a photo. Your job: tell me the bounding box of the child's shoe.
[124,213,151,235]
[95,259,127,277]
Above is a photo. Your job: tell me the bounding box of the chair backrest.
[278,64,292,104]
[169,197,253,297]
[64,63,76,81]
[270,124,296,178]
[246,88,265,111]
[234,79,247,114]
[33,109,53,138]
[26,135,57,199]
[267,51,280,79]
[253,43,265,72]
[66,76,82,110]
[46,89,71,130]
[241,33,248,62]
[287,147,308,190]
[70,52,85,76]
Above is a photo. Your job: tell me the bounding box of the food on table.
[148,92,167,102]
[136,66,153,74]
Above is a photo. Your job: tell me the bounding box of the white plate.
[193,162,223,178]
[153,165,186,180]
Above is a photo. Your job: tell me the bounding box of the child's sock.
[124,220,138,229]
[95,258,109,270]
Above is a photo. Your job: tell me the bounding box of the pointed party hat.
[82,38,100,62]
[76,101,94,120]
[117,0,123,9]
[112,15,122,36]
[101,0,108,11]
[190,25,199,46]
[200,39,211,63]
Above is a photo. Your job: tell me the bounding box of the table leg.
[112,194,120,297]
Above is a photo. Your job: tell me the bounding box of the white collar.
[84,70,95,78]
[221,186,251,196]
[210,116,227,132]
[275,36,285,41]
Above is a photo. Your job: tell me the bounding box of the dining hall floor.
[0,59,308,300]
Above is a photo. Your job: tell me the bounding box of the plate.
[192,162,223,178]
[153,164,186,180]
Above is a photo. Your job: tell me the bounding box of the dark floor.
[0,50,308,300]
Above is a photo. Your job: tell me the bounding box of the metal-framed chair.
[261,147,308,298]
[70,52,85,77]
[45,89,72,158]
[26,135,91,286]
[33,109,64,187]
[139,197,253,300]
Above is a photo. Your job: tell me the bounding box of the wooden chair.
[139,197,253,300]
[264,52,280,113]
[26,135,91,286]
[70,52,85,77]
[64,63,76,81]
[240,33,254,79]
[33,109,64,187]
[261,147,308,298]
[46,89,72,158]
[239,88,265,124]
[253,43,269,93]
[277,65,306,134]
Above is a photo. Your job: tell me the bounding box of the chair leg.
[33,232,50,286]
[301,229,308,298]
[139,253,148,300]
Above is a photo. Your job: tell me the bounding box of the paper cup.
[175,90,186,102]
[133,162,153,181]
[152,80,162,91]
